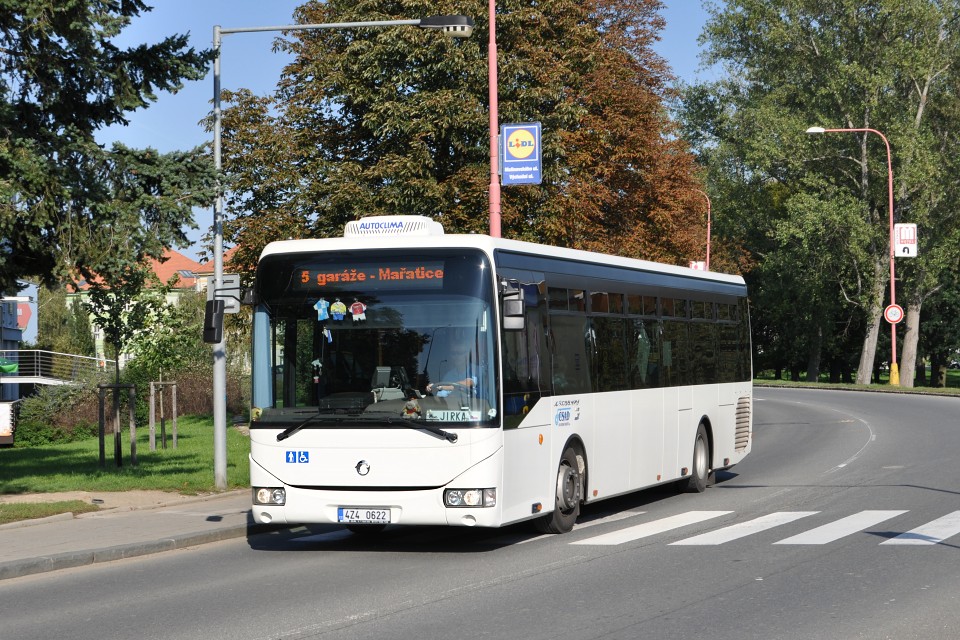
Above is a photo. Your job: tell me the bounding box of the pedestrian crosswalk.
[569,509,960,547]
[881,511,960,546]
[772,510,907,545]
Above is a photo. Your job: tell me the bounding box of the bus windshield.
[250,248,498,428]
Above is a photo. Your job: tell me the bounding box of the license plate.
[338,507,391,524]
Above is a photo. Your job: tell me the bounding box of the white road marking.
[774,510,907,545]
[881,511,960,546]
[670,511,819,545]
[571,511,732,546]
[510,509,648,545]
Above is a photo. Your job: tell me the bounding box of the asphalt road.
[3,387,960,640]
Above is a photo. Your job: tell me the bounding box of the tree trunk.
[806,325,822,382]
[114,345,122,387]
[857,306,882,384]
[899,302,921,388]
[930,353,946,388]
[829,358,841,383]
[856,258,886,385]
[915,357,927,386]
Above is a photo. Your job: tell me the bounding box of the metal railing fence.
[0,350,116,384]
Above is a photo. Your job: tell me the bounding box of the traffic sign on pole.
[884,304,904,324]
[894,223,917,257]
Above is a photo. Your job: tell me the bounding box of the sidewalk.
[0,490,276,581]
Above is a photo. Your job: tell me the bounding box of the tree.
[0,1,216,295]
[128,289,210,378]
[683,0,960,385]
[36,285,95,356]
[85,260,168,385]
[216,0,710,277]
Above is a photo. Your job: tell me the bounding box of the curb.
[0,511,76,531]
[0,520,286,581]
[0,489,251,530]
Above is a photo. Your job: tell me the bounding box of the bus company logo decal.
[355,460,371,476]
[553,400,580,427]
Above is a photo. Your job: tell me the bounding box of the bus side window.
[661,319,691,387]
[628,318,659,388]
[593,316,628,392]
[550,314,592,394]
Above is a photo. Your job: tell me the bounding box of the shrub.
[121,359,248,425]
[15,383,100,446]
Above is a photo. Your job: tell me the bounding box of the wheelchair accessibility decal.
[286,451,310,464]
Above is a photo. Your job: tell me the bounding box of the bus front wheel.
[535,446,584,534]
[682,424,710,493]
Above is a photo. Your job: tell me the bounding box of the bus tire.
[683,423,710,493]
[535,445,584,534]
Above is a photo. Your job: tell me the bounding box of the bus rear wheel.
[535,446,584,534]
[682,424,710,493]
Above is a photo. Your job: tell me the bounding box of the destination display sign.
[292,261,445,291]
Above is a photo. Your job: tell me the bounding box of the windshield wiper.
[276,412,328,442]
[364,416,458,443]
[276,413,457,443]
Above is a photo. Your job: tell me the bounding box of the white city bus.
[249,216,752,534]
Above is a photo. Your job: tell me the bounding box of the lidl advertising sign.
[501,122,542,185]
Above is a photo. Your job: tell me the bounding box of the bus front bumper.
[250,455,503,528]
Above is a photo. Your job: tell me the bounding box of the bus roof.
[262,233,743,285]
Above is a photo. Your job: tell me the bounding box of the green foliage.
[217,0,706,278]
[68,296,97,356]
[85,260,168,384]
[128,289,210,377]
[0,0,216,295]
[15,383,100,446]
[680,0,960,382]
[35,285,95,355]
[35,286,69,352]
[120,289,248,423]
[0,501,100,525]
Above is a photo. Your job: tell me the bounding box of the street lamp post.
[805,125,899,386]
[210,15,474,489]
[487,0,501,238]
[695,189,712,271]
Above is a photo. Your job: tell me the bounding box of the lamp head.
[420,15,474,38]
[805,127,826,134]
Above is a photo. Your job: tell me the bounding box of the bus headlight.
[444,488,496,508]
[254,487,286,505]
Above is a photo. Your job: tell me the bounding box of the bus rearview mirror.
[502,284,524,331]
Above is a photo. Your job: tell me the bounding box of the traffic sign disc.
[884,304,904,324]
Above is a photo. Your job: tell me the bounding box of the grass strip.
[0,500,100,525]
[0,415,250,495]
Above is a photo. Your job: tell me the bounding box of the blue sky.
[97,1,715,259]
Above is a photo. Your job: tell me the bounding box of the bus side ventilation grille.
[735,396,751,452]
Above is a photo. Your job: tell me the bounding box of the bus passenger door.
[499,273,554,524]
